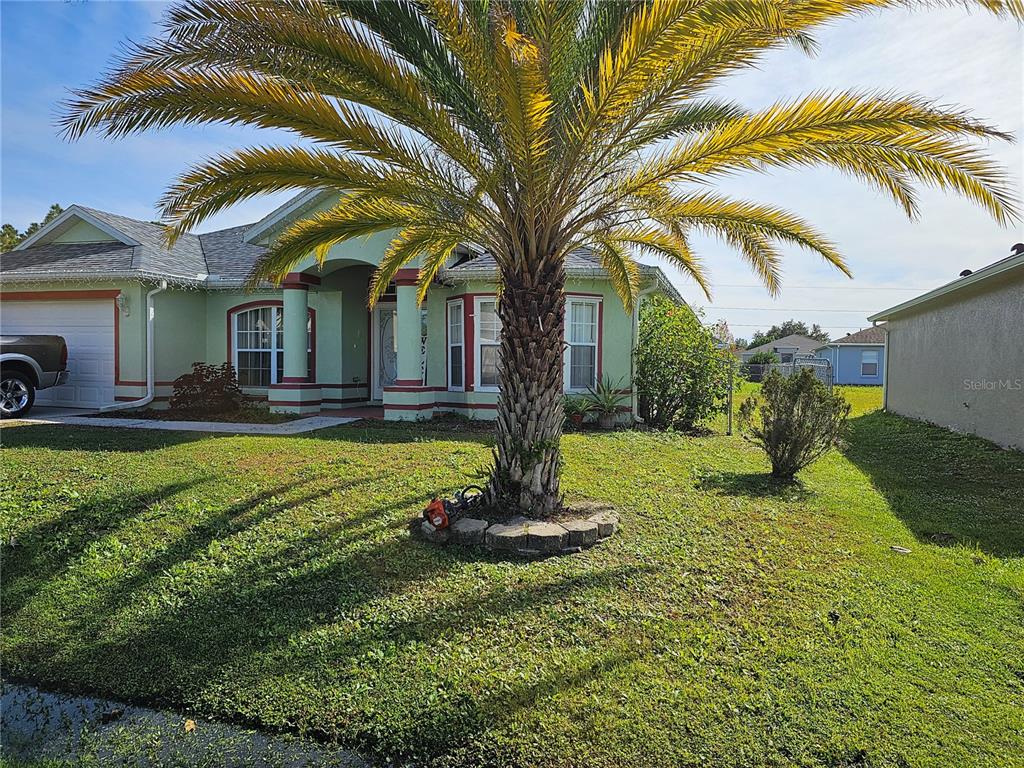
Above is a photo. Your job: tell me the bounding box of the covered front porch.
[267,256,430,420]
[239,191,508,421]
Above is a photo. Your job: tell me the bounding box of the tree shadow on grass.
[695,470,814,501]
[2,477,211,617]
[305,419,494,447]
[842,411,1024,557]
[7,467,652,763]
[0,424,210,452]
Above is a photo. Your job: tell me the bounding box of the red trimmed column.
[384,269,432,420]
[272,272,322,414]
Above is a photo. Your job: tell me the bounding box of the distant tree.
[735,337,749,350]
[708,318,735,348]
[0,224,19,253]
[1,204,64,252]
[749,319,830,348]
[747,350,780,365]
[808,323,830,343]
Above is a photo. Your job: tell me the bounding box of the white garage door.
[1,300,116,408]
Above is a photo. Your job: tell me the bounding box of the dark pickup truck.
[0,335,69,418]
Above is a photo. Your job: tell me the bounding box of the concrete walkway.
[12,413,357,435]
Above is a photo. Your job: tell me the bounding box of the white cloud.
[640,5,1024,338]
[2,2,1020,341]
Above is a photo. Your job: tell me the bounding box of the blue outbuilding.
[814,326,886,386]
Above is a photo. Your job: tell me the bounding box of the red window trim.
[440,292,492,392]
[565,293,604,387]
[441,291,604,392]
[226,300,316,385]
[445,297,466,392]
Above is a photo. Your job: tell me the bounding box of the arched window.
[230,304,312,386]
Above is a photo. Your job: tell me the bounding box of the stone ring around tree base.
[411,501,620,558]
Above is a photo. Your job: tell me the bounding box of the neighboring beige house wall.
[883,268,1023,450]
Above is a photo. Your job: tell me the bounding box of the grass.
[91,405,302,424]
[2,386,1023,768]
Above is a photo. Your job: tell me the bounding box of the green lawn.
[3,387,1023,768]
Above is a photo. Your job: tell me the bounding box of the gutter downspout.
[630,286,658,423]
[100,280,167,412]
[875,321,890,412]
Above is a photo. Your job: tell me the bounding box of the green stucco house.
[0,190,683,419]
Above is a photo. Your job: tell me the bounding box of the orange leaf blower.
[421,485,484,530]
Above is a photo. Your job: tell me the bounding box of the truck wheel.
[0,370,35,418]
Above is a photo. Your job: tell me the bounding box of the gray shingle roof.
[198,225,266,282]
[443,248,608,275]
[440,247,685,303]
[1,205,265,286]
[68,206,209,280]
[827,326,886,345]
[742,334,824,357]
[0,241,136,275]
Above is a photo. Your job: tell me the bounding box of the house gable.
[14,205,140,250]
[51,218,121,244]
[243,190,399,271]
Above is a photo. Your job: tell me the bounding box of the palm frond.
[369,227,462,306]
[616,91,1019,224]
[588,234,641,312]
[158,146,422,239]
[643,191,848,276]
[247,195,418,287]
[600,225,712,300]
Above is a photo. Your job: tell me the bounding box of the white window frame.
[861,348,880,377]
[563,296,601,392]
[474,296,501,392]
[447,298,465,392]
[231,305,311,387]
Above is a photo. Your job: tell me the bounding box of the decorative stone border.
[412,501,620,558]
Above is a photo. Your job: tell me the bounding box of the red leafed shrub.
[169,362,244,415]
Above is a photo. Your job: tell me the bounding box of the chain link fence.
[722,356,834,435]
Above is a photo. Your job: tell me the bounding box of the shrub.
[743,350,780,382]
[169,362,244,415]
[747,350,780,365]
[738,369,851,479]
[634,295,730,430]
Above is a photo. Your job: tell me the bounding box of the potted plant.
[563,395,593,427]
[587,376,629,430]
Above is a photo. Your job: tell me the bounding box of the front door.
[372,303,398,400]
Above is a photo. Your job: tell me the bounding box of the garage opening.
[1,298,116,408]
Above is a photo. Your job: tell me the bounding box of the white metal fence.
[740,357,834,390]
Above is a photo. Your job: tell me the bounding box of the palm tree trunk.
[490,256,566,518]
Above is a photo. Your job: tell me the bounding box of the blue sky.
[2,1,1021,340]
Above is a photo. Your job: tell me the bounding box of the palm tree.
[63,0,1019,517]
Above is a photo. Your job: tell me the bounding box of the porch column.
[282,282,309,382]
[395,282,421,384]
[270,272,321,415]
[384,269,430,420]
